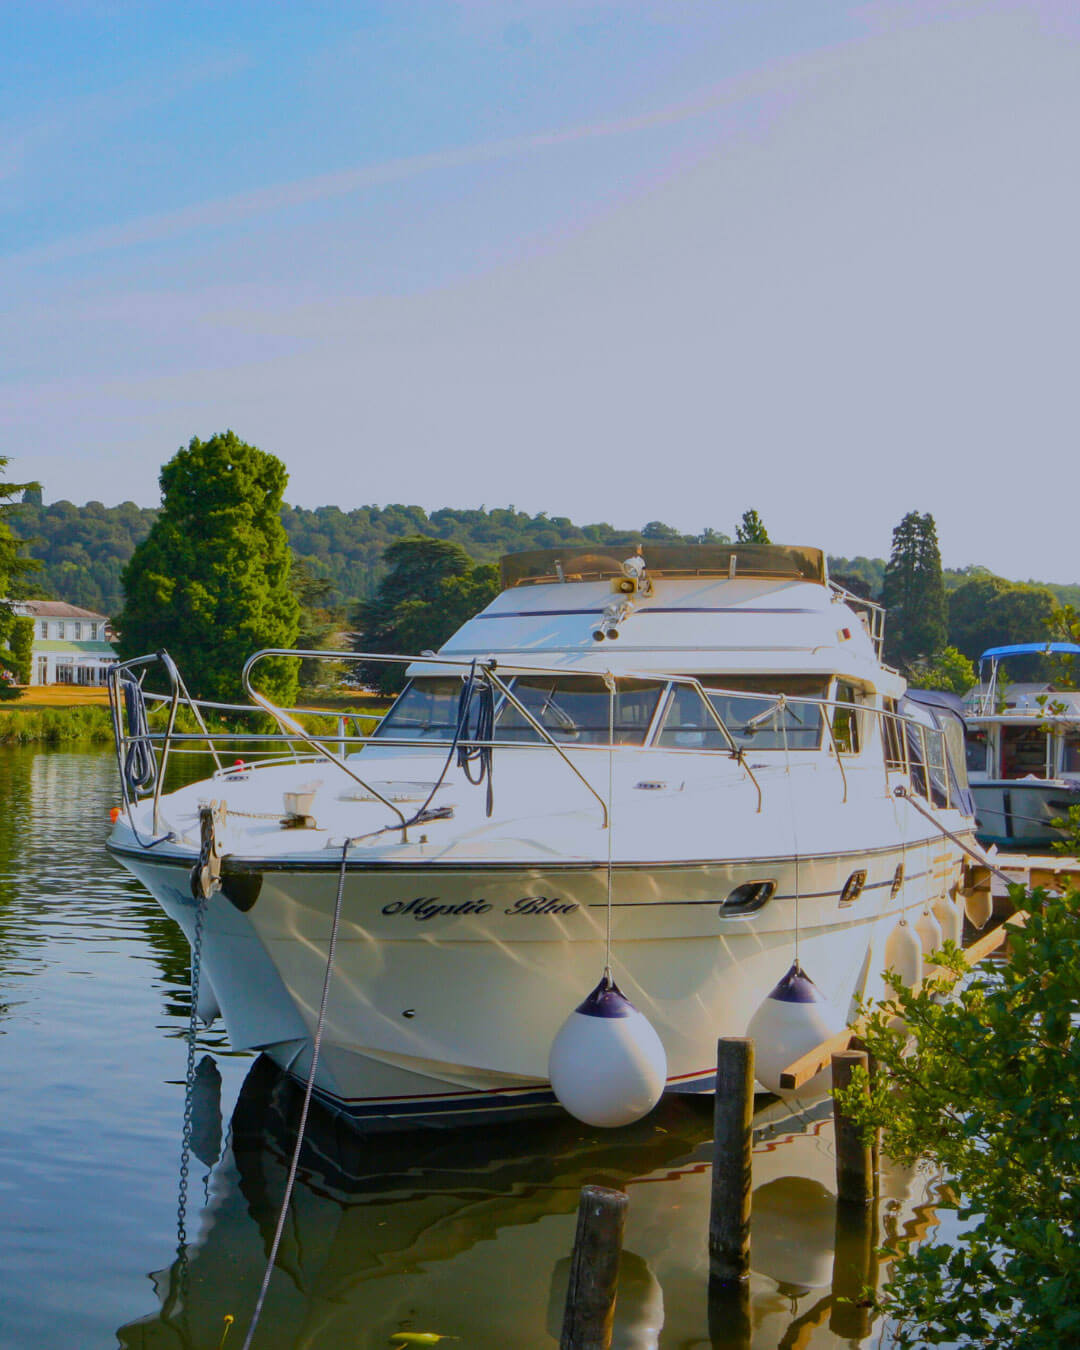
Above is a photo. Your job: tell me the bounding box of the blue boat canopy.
[979,642,1080,660]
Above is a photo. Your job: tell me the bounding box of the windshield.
[658,676,826,751]
[375,675,664,746]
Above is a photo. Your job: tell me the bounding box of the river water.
[0,747,943,1349]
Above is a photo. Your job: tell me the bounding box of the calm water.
[0,747,943,1350]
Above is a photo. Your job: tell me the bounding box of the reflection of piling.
[709,1037,754,1285]
[832,1050,875,1206]
[830,1194,877,1338]
[560,1184,628,1350]
[706,1273,751,1350]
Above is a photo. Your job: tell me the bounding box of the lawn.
[10,685,111,709]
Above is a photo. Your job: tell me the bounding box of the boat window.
[375,678,483,740]
[965,729,988,775]
[661,676,827,751]
[1001,726,1049,780]
[882,698,905,770]
[831,681,861,754]
[655,685,730,750]
[496,676,664,745]
[1064,734,1080,775]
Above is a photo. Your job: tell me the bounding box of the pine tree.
[882,511,947,668]
[115,432,300,705]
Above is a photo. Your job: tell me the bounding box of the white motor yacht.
[107,543,976,1126]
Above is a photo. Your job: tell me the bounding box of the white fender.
[548,975,667,1128]
[746,962,845,1095]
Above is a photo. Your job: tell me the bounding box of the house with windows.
[14,601,118,686]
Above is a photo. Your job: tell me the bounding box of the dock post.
[831,1050,874,1206]
[709,1037,755,1285]
[560,1184,628,1350]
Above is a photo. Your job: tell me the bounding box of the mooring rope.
[604,675,615,976]
[893,785,1013,885]
[239,839,350,1350]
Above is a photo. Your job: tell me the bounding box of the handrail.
[110,647,965,853]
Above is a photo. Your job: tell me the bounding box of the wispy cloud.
[0,49,249,196]
[5,60,804,269]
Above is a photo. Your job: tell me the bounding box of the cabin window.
[496,676,664,745]
[965,730,988,775]
[882,697,905,770]
[831,682,861,754]
[666,675,827,751]
[655,685,730,750]
[375,677,482,741]
[1001,726,1049,780]
[1064,734,1080,775]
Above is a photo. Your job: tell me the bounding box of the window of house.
[90,623,98,640]
[39,621,48,639]
[36,656,47,684]
[73,622,82,640]
[57,621,65,639]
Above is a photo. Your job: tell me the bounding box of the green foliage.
[835,887,1080,1347]
[352,538,500,694]
[948,575,1058,665]
[0,705,113,743]
[1046,603,1079,689]
[0,458,40,695]
[735,508,770,544]
[115,432,300,706]
[1051,804,1080,857]
[907,644,976,694]
[882,511,947,669]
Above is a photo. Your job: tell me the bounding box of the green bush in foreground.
[835,885,1080,1348]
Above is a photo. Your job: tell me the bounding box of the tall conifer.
[882,511,947,668]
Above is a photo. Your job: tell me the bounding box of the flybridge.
[499,543,827,589]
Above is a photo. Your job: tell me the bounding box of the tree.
[115,432,300,706]
[0,458,40,698]
[835,885,1080,1347]
[948,576,1057,664]
[735,509,770,543]
[907,644,976,694]
[351,537,499,694]
[882,511,947,669]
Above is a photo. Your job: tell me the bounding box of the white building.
[14,601,118,686]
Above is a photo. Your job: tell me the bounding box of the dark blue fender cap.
[766,961,826,1005]
[575,972,634,1018]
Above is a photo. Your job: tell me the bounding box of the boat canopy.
[979,642,1080,661]
[500,543,826,590]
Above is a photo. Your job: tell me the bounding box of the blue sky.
[3,2,1079,581]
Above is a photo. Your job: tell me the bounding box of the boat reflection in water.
[118,1056,942,1349]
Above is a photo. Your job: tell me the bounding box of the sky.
[3,1,1079,582]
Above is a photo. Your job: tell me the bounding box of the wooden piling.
[830,1193,876,1338]
[709,1037,755,1285]
[831,1050,874,1206]
[560,1184,628,1350]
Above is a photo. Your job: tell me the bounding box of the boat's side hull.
[114,835,966,1126]
[971,779,1080,850]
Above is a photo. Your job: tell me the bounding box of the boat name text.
[381,896,578,921]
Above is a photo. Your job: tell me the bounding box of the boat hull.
[113,836,966,1126]
[971,779,1080,850]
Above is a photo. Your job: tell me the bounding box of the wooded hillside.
[11,498,1080,617]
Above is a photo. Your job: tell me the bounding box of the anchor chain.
[177,804,219,1284]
